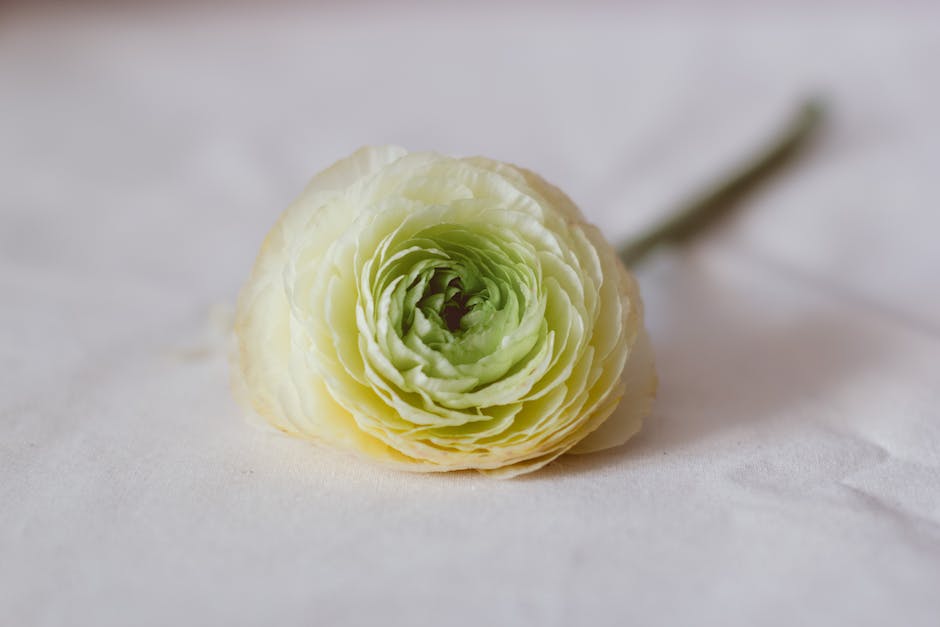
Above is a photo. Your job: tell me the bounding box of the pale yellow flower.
[233,146,656,477]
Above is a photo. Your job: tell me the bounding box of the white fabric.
[2,3,939,626]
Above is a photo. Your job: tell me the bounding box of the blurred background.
[3,1,939,321]
[2,2,939,626]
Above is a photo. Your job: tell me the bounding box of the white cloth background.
[2,2,939,626]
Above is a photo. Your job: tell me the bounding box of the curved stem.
[618,97,825,267]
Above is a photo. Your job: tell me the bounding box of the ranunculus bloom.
[233,146,656,477]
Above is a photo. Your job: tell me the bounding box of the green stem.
[618,97,825,267]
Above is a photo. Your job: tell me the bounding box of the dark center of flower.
[440,283,471,332]
[416,269,484,334]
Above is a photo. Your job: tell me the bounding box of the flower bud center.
[416,269,485,334]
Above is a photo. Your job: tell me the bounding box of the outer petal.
[232,146,408,447]
[568,327,657,454]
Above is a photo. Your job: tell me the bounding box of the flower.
[232,146,656,477]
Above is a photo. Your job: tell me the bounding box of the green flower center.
[360,220,549,412]
[414,271,479,333]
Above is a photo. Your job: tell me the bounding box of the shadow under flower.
[529,250,892,480]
